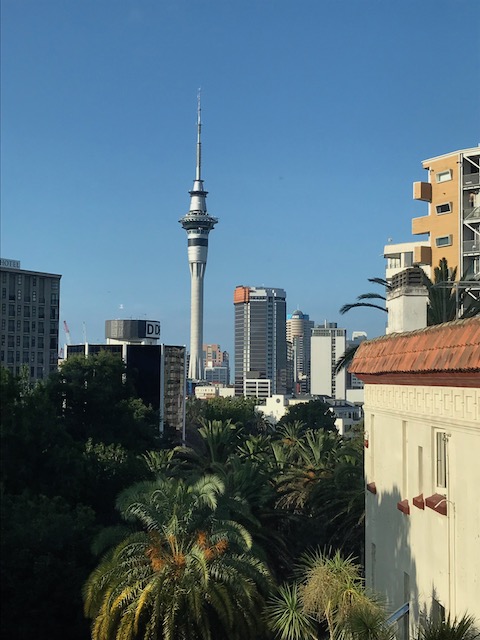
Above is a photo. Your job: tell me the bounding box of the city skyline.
[1,1,479,360]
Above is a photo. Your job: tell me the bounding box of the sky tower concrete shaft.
[179,95,218,380]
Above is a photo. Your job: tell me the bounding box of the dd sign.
[145,321,161,338]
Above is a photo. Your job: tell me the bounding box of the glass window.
[8,320,15,332]
[51,281,59,291]
[38,321,44,334]
[24,321,30,333]
[1,288,5,299]
[436,431,447,488]
[1,319,5,330]
[32,306,36,317]
[38,307,45,319]
[8,336,14,348]
[404,252,414,267]
[37,352,44,364]
[23,336,29,348]
[24,307,30,318]
[7,351,14,364]
[38,336,44,349]
[31,336,36,348]
[436,202,452,215]
[32,277,37,286]
[16,336,20,347]
[16,320,21,331]
[436,170,452,183]
[9,304,15,316]
[436,235,453,247]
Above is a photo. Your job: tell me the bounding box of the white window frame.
[435,431,447,489]
[435,202,452,215]
[436,170,452,183]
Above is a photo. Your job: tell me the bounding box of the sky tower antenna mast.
[179,93,218,381]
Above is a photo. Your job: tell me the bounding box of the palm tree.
[339,278,391,316]
[265,550,392,640]
[335,259,480,374]
[83,475,272,640]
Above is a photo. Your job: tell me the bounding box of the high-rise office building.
[66,318,186,434]
[179,96,218,380]
[310,321,346,399]
[286,309,314,394]
[0,258,61,380]
[234,285,287,397]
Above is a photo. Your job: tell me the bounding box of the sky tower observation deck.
[179,95,218,381]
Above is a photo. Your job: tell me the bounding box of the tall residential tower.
[179,96,218,380]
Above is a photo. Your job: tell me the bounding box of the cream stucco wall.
[364,383,480,635]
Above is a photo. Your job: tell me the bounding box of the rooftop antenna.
[196,88,202,181]
[82,322,87,344]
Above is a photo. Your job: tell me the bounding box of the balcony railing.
[464,206,480,221]
[463,239,480,254]
[463,172,480,187]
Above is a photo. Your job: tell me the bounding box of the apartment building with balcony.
[412,146,480,280]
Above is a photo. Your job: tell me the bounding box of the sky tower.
[179,94,218,380]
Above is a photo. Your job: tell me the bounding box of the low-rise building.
[350,317,480,634]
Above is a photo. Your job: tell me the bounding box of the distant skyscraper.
[203,343,230,385]
[179,95,218,380]
[310,321,346,399]
[234,286,287,397]
[0,258,61,380]
[286,309,314,394]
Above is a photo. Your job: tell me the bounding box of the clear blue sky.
[1,0,479,357]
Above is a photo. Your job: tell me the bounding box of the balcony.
[413,181,432,202]
[464,206,480,221]
[463,239,480,254]
[463,173,480,187]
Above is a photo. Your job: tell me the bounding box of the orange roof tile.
[350,318,480,386]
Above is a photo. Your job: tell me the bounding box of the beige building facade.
[351,318,480,635]
[412,146,480,280]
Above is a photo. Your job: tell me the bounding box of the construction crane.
[63,320,72,345]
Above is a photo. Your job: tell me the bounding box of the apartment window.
[37,352,43,364]
[24,307,30,318]
[16,336,21,347]
[7,351,14,364]
[38,307,45,319]
[8,304,15,316]
[51,293,58,305]
[1,319,5,330]
[17,275,22,285]
[8,336,14,348]
[2,303,6,314]
[23,336,29,349]
[404,252,414,267]
[418,446,424,493]
[1,288,5,299]
[32,291,37,302]
[17,289,22,300]
[32,321,36,332]
[38,336,44,349]
[8,320,15,332]
[436,170,452,183]
[436,431,447,489]
[32,277,37,286]
[436,202,452,215]
[32,306,36,318]
[31,336,36,348]
[23,351,29,363]
[24,321,30,333]
[51,281,59,291]
[436,235,453,248]
[38,321,44,334]
[16,320,21,331]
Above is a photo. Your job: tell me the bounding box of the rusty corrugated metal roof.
[350,317,480,376]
